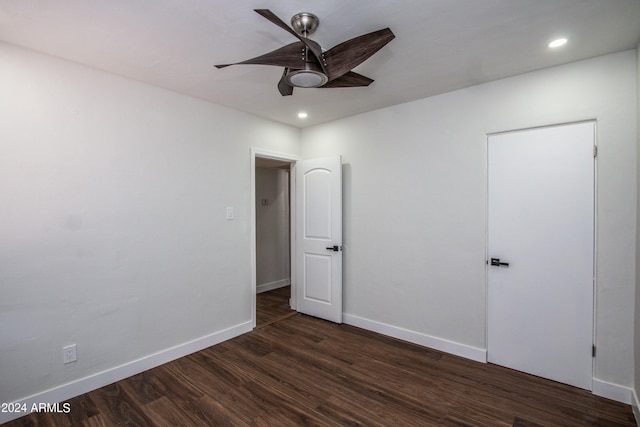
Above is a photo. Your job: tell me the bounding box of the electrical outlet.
[63,344,77,364]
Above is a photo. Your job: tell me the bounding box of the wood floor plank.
[233,343,350,408]
[80,413,108,427]
[119,371,168,406]
[65,395,100,426]
[142,396,200,427]
[200,336,339,420]
[150,364,204,403]
[184,394,250,427]
[4,287,636,426]
[320,391,432,427]
[163,357,266,424]
[241,380,335,427]
[267,313,334,344]
[256,286,294,328]
[348,357,459,414]
[88,383,154,426]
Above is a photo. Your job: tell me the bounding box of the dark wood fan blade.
[215,42,308,69]
[278,68,294,96]
[323,28,394,81]
[254,9,300,39]
[254,9,326,74]
[321,71,374,88]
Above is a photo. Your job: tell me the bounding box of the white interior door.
[295,156,342,323]
[487,122,595,390]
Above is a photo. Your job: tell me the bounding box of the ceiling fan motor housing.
[291,12,319,36]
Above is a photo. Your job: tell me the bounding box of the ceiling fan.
[215,9,395,96]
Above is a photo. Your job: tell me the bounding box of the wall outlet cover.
[63,344,77,364]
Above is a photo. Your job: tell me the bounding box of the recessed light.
[548,38,567,48]
[297,112,308,119]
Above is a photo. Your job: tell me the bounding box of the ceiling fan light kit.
[215,9,395,96]
[285,64,328,88]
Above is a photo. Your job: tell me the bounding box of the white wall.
[255,167,290,291]
[0,41,299,413]
[301,51,637,394]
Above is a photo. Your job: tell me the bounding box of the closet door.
[487,122,595,390]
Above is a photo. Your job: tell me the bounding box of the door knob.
[490,258,509,267]
[326,245,342,252]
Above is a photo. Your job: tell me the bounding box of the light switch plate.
[226,207,234,220]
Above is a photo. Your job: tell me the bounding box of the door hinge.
[593,146,598,158]
[592,345,596,357]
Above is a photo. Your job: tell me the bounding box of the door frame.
[484,119,598,381]
[250,148,300,328]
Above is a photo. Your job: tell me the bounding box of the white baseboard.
[343,313,487,363]
[592,378,634,404]
[343,314,638,407]
[257,278,290,294]
[0,320,253,424]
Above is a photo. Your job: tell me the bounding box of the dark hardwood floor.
[4,286,636,426]
[256,286,295,329]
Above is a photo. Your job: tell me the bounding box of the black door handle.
[326,245,342,252]
[490,258,509,267]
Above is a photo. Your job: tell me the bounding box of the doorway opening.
[250,148,299,328]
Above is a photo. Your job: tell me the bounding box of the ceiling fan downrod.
[286,12,327,88]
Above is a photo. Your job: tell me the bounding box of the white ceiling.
[1,0,639,128]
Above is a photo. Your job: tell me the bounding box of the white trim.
[250,148,299,326]
[592,378,634,404]
[343,313,487,363]
[251,148,300,163]
[257,278,290,294]
[632,389,640,426]
[289,161,297,310]
[486,118,600,137]
[0,320,252,424]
